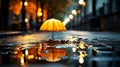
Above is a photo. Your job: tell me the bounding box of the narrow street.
[0,0,120,67]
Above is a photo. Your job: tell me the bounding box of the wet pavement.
[0,30,120,67]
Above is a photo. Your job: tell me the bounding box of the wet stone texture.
[0,31,120,67]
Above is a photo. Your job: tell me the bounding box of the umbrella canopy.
[40,18,66,40]
[40,18,66,31]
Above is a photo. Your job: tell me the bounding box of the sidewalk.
[0,31,24,38]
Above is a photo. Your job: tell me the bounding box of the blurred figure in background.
[29,15,36,32]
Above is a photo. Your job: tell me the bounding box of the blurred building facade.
[0,0,47,31]
[66,0,120,32]
[0,0,72,31]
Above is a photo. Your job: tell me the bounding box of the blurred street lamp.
[37,8,42,17]
[24,1,28,6]
[69,14,74,19]
[63,18,70,25]
[21,0,28,31]
[79,0,84,5]
[37,12,42,17]
[39,0,44,23]
[71,9,77,29]
[79,0,86,7]
[78,0,86,23]
[35,0,44,31]
[77,10,81,14]
[25,18,29,23]
[72,10,77,16]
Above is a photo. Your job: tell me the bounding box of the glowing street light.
[72,10,77,16]
[24,1,28,6]
[79,57,84,64]
[63,18,70,25]
[21,0,27,31]
[69,14,74,19]
[37,8,42,17]
[20,1,28,6]
[37,12,42,17]
[25,18,29,23]
[79,0,86,7]
[79,0,84,5]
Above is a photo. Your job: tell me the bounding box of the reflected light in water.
[27,55,34,59]
[72,47,77,52]
[64,35,73,39]
[79,57,84,64]
[88,45,93,49]
[79,41,86,49]
[38,57,41,60]
[45,48,67,62]
[21,55,25,65]
[25,49,28,56]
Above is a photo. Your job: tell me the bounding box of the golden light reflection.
[25,49,28,56]
[88,45,93,49]
[79,57,84,64]
[45,48,67,62]
[20,54,25,65]
[27,55,34,59]
[79,51,87,64]
[82,1,86,7]
[79,41,86,49]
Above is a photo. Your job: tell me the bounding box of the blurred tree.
[44,0,72,21]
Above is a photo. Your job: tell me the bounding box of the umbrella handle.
[52,31,54,44]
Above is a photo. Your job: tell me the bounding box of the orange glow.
[45,48,67,62]
[27,55,34,59]
[37,8,42,17]
[9,0,47,20]
[82,1,86,7]
[43,7,48,21]
[20,54,25,65]
[37,12,42,17]
[9,0,22,15]
[38,8,42,12]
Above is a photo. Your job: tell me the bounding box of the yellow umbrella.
[40,18,66,40]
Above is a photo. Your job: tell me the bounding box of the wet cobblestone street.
[0,31,120,67]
